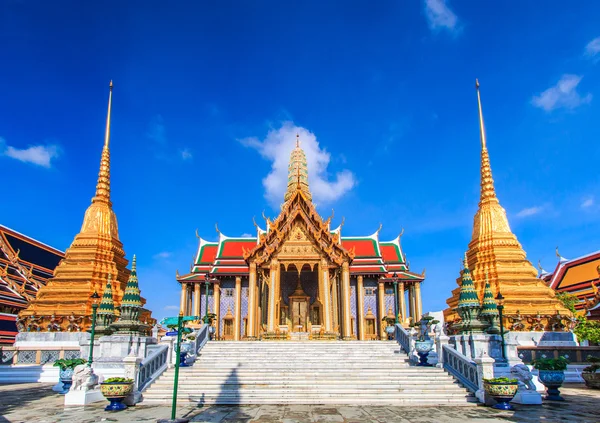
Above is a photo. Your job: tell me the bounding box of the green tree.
[556,292,578,314]
[573,317,600,345]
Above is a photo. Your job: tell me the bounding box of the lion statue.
[511,364,536,392]
[71,364,98,391]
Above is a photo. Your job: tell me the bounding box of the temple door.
[290,298,308,332]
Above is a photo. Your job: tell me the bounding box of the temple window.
[224,288,234,297]
[365,287,375,296]
[385,288,394,295]
[223,319,234,337]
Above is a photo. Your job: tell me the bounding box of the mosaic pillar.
[234,276,242,341]
[319,259,332,332]
[409,284,416,323]
[378,280,385,339]
[341,261,352,339]
[186,284,193,316]
[331,274,339,334]
[267,259,279,332]
[179,283,186,314]
[214,281,220,339]
[357,275,364,341]
[399,281,406,324]
[247,262,257,338]
[415,281,423,321]
[194,283,201,320]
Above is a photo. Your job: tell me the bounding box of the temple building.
[18,82,154,333]
[0,225,64,344]
[177,137,425,340]
[444,81,571,329]
[541,250,600,320]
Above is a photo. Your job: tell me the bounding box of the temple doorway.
[279,264,319,333]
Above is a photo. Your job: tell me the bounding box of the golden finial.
[215,223,220,234]
[195,229,200,239]
[93,81,113,203]
[476,78,486,150]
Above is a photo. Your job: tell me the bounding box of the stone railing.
[394,324,412,354]
[194,324,210,354]
[137,344,169,391]
[0,346,80,365]
[442,344,479,393]
[517,345,600,364]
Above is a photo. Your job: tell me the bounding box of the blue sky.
[1,1,599,322]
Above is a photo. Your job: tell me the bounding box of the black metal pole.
[88,303,98,366]
[498,305,506,361]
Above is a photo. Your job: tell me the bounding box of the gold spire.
[444,80,571,328]
[476,80,497,203]
[284,134,312,202]
[93,81,113,204]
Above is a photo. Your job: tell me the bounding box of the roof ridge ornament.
[93,80,113,204]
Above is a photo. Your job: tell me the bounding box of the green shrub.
[583,355,600,373]
[531,356,569,371]
[103,377,134,384]
[53,358,86,370]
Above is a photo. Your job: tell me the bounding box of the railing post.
[123,355,142,405]
[435,333,449,368]
[474,351,494,404]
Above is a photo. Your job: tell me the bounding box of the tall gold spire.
[476,80,498,203]
[19,82,154,333]
[93,81,113,204]
[444,79,571,329]
[284,134,312,202]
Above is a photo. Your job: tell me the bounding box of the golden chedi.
[19,82,153,332]
[444,81,571,330]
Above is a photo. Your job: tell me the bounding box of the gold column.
[187,284,193,315]
[399,281,406,324]
[194,283,201,320]
[409,284,416,323]
[341,261,352,339]
[179,283,186,314]
[319,259,332,332]
[254,280,260,335]
[267,260,279,332]
[378,280,385,339]
[331,274,339,334]
[357,275,365,341]
[234,276,242,341]
[415,281,423,321]
[248,262,257,338]
[214,281,220,339]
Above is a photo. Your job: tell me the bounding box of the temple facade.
[177,137,425,341]
[0,225,64,344]
[18,82,154,333]
[444,81,571,330]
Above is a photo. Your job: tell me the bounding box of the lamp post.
[496,292,506,361]
[88,291,101,367]
[392,272,399,324]
[203,273,211,324]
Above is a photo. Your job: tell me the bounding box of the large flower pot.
[538,370,565,401]
[484,381,519,410]
[582,372,600,389]
[415,340,434,366]
[59,368,74,394]
[100,382,134,411]
[179,342,194,367]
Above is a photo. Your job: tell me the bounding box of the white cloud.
[532,74,592,112]
[153,251,172,260]
[240,233,254,238]
[0,137,60,168]
[180,148,193,160]
[516,206,543,218]
[424,0,458,32]
[240,122,356,207]
[163,305,180,311]
[581,197,594,209]
[585,37,600,59]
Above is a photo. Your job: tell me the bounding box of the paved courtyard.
[0,383,598,423]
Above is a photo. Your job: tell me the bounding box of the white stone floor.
[0,383,598,423]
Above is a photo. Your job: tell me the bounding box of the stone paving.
[0,383,598,423]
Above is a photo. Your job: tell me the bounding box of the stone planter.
[582,372,600,389]
[59,368,74,394]
[484,381,519,410]
[100,382,134,411]
[415,340,434,366]
[179,342,193,367]
[538,370,565,401]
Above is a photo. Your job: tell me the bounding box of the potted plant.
[100,377,134,411]
[413,317,438,366]
[53,358,86,394]
[483,377,519,410]
[582,355,600,389]
[532,356,568,401]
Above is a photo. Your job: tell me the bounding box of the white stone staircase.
[142,341,476,405]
